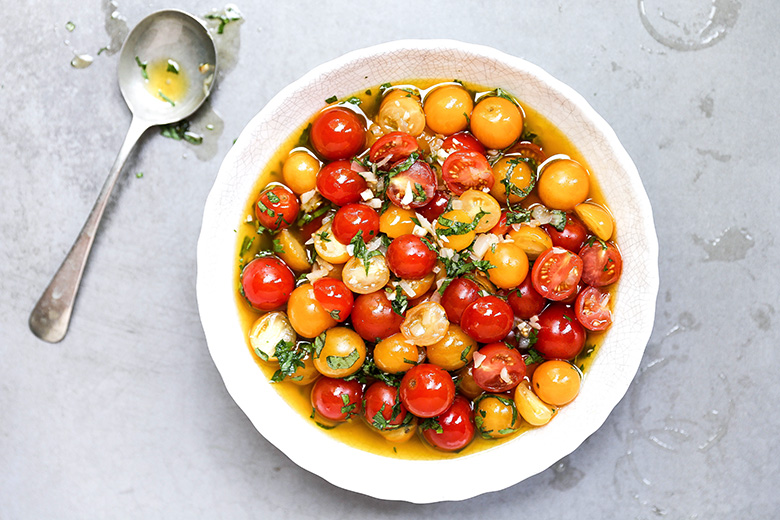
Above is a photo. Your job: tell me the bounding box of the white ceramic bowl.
[197,39,658,503]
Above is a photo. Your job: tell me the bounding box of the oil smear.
[204,4,244,74]
[638,0,741,51]
[101,0,129,57]
[692,227,754,262]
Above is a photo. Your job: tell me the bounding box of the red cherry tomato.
[255,185,300,231]
[240,256,294,311]
[385,234,437,279]
[310,377,363,422]
[460,296,514,343]
[417,190,451,222]
[351,290,404,342]
[312,278,354,322]
[490,211,510,235]
[369,131,418,164]
[331,203,380,244]
[421,396,475,451]
[506,141,548,166]
[399,364,456,418]
[532,247,584,301]
[299,212,327,242]
[472,343,526,393]
[442,150,494,195]
[316,161,368,206]
[575,286,613,331]
[440,277,481,324]
[441,131,486,155]
[579,241,623,287]
[507,273,547,319]
[363,381,408,429]
[543,214,589,252]
[310,107,365,161]
[386,160,436,209]
[535,303,586,360]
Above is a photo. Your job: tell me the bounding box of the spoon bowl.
[30,9,217,343]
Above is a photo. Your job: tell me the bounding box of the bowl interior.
[196,39,658,503]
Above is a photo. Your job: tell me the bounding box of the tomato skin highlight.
[543,213,589,252]
[440,277,481,324]
[312,278,354,322]
[399,364,456,418]
[369,131,418,164]
[506,273,547,319]
[421,396,475,451]
[310,107,365,161]
[460,296,514,343]
[535,303,586,360]
[442,150,494,195]
[351,290,404,342]
[316,161,368,206]
[532,247,584,301]
[311,377,364,422]
[579,241,623,287]
[575,286,613,331]
[241,257,295,311]
[472,343,527,393]
[386,234,438,279]
[331,203,380,244]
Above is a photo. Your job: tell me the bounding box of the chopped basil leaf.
[349,231,383,276]
[134,56,148,80]
[313,333,326,358]
[420,417,443,434]
[326,348,360,370]
[390,286,408,316]
[166,59,180,74]
[346,96,362,105]
[158,90,176,106]
[266,191,280,204]
[524,347,544,365]
[272,238,285,254]
[436,209,487,237]
[325,95,338,104]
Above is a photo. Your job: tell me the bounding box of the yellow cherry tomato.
[282,150,320,195]
[436,209,476,251]
[507,225,553,260]
[470,96,523,150]
[537,159,590,210]
[379,204,417,238]
[426,324,477,371]
[393,272,436,300]
[457,190,501,233]
[455,365,483,400]
[287,351,320,386]
[275,228,311,272]
[490,156,534,204]
[423,85,473,135]
[342,254,390,294]
[377,89,426,137]
[313,221,350,264]
[483,242,529,289]
[514,380,556,426]
[532,360,582,406]
[377,417,418,443]
[287,283,337,338]
[313,327,366,378]
[373,333,422,374]
[475,394,520,438]
[248,311,296,363]
[400,301,450,346]
[575,202,615,241]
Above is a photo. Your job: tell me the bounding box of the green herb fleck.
[135,172,144,179]
[313,333,326,358]
[204,6,243,34]
[420,417,443,434]
[325,95,338,104]
[66,21,76,32]
[346,96,362,105]
[390,286,408,316]
[158,90,176,107]
[134,56,148,80]
[436,210,487,237]
[524,347,545,365]
[272,238,285,254]
[166,59,180,74]
[350,231,383,276]
[326,348,360,371]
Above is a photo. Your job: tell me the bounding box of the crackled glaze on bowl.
[197,39,658,503]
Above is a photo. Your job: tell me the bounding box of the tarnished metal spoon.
[30,9,218,343]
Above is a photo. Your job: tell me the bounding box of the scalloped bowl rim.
[196,39,658,503]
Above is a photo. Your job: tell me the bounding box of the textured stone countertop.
[2,1,777,518]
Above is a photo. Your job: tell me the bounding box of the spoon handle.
[29,117,150,343]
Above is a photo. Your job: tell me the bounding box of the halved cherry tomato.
[240,256,294,311]
[399,364,456,418]
[386,160,436,209]
[310,107,365,161]
[255,185,300,231]
[310,377,363,422]
[351,290,404,342]
[460,296,514,343]
[507,273,547,319]
[535,303,586,360]
[506,141,548,166]
[442,150,494,195]
[421,396,475,451]
[531,247,584,301]
[543,213,589,252]
[490,210,510,235]
[440,277,481,324]
[579,241,623,287]
[472,343,526,393]
[417,190,451,222]
[312,278,354,322]
[441,131,486,155]
[363,381,408,430]
[386,234,438,279]
[316,161,368,206]
[575,285,613,331]
[331,203,380,244]
[369,131,418,165]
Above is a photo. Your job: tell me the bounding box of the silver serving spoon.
[30,9,218,343]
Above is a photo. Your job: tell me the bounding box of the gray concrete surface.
[2,1,778,518]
